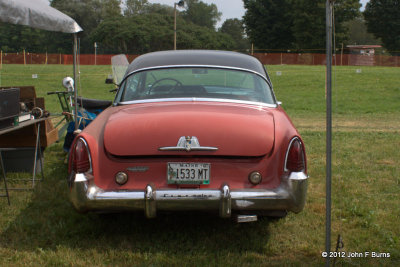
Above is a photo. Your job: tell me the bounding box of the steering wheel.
[148,78,182,94]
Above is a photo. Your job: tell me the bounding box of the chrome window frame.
[74,137,93,174]
[284,137,305,173]
[114,65,277,106]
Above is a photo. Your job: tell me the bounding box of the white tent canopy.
[0,0,82,33]
[0,0,82,130]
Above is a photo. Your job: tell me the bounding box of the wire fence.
[1,52,399,67]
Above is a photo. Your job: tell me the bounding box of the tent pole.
[73,33,78,131]
[325,1,333,266]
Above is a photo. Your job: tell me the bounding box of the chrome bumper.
[69,172,308,218]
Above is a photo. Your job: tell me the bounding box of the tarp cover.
[0,0,82,33]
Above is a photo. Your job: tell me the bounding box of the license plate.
[167,162,210,184]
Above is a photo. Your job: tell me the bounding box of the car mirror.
[277,101,282,106]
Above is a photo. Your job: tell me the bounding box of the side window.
[121,74,141,101]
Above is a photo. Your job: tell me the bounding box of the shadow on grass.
[1,145,273,256]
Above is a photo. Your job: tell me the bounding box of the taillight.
[285,137,306,172]
[71,138,91,173]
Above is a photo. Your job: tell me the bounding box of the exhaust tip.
[235,215,258,223]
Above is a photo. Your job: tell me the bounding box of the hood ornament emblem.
[184,136,192,151]
[159,136,218,152]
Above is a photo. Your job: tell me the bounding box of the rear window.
[116,67,275,104]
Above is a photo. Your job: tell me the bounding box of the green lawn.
[0,64,399,266]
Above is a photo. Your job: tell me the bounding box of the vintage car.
[68,50,308,221]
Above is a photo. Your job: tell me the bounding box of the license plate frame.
[167,162,210,185]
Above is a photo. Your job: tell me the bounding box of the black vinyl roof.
[126,50,268,78]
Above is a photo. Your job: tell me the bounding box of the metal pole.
[0,151,10,205]
[73,33,79,131]
[174,3,177,50]
[325,1,333,266]
[341,43,344,66]
[94,42,97,65]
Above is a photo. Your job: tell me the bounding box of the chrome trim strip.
[69,171,309,216]
[76,137,93,174]
[159,147,218,151]
[120,97,277,108]
[284,137,305,172]
[236,215,258,223]
[123,65,269,83]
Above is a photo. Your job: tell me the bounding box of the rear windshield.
[116,67,276,104]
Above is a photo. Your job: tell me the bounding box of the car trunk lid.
[104,101,275,157]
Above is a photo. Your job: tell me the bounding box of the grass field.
[0,64,399,266]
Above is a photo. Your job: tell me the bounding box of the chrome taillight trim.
[284,137,305,173]
[75,137,93,174]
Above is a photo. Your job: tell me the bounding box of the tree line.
[0,0,248,54]
[0,0,398,55]
[244,0,399,55]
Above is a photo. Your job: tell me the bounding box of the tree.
[182,0,221,30]
[50,0,122,53]
[0,23,52,53]
[124,0,149,16]
[345,17,381,45]
[219,19,250,51]
[291,0,325,50]
[50,0,102,53]
[101,0,123,19]
[0,0,236,54]
[364,0,400,54]
[91,12,235,53]
[243,0,294,50]
[142,3,174,15]
[291,0,360,50]
[243,0,360,51]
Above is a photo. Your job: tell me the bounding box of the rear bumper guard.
[69,172,308,218]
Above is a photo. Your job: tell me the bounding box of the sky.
[149,0,371,29]
[148,0,245,28]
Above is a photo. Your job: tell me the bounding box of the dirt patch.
[292,114,400,133]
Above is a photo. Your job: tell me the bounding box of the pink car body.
[68,50,308,220]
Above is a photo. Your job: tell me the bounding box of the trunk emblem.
[159,136,218,152]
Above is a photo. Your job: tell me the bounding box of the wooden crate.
[0,86,58,148]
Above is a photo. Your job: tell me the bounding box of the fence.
[252,53,400,67]
[0,53,139,65]
[1,52,399,67]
